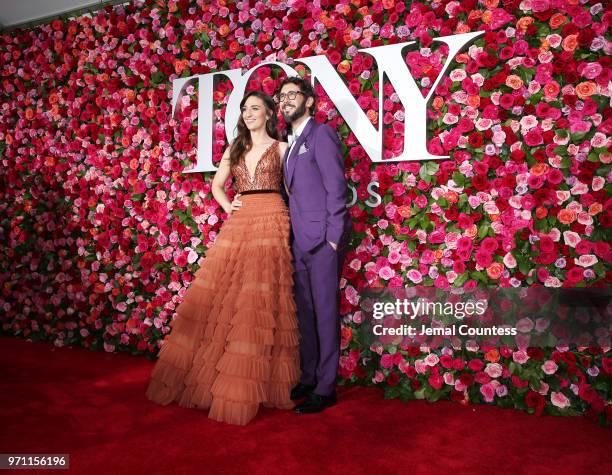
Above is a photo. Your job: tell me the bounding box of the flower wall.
[0,0,610,421]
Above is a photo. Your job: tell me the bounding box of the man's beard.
[281,100,307,125]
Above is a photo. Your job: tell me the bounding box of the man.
[278,77,351,414]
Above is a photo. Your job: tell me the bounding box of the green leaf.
[471,271,486,283]
[151,71,165,85]
[478,224,489,239]
[426,161,440,175]
[518,258,530,276]
[413,388,426,400]
[419,164,429,180]
[452,171,465,187]
[587,152,600,162]
[453,272,469,287]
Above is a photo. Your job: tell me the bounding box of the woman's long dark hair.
[229,90,279,167]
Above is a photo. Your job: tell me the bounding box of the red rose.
[527,348,544,360]
[525,390,545,416]
[511,375,529,388]
[511,149,525,163]
[386,371,400,387]
[428,373,444,390]
[468,132,483,148]
[452,359,465,371]
[440,355,454,368]
[473,161,489,175]
[459,372,474,386]
[524,129,543,146]
[566,267,584,283]
[350,363,365,379]
[471,174,489,191]
[539,235,555,253]
[578,384,597,403]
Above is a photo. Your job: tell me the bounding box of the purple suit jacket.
[284,119,350,252]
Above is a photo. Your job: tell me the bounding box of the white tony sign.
[171,31,484,173]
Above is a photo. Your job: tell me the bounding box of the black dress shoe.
[290,383,316,400]
[293,391,337,414]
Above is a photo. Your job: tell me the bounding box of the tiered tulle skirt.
[145,193,300,425]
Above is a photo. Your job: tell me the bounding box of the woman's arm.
[278,141,288,167]
[211,148,238,214]
[279,141,289,195]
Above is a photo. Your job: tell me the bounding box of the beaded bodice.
[231,141,282,193]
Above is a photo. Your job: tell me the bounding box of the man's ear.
[306,96,314,113]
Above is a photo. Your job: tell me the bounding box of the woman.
[146,91,300,425]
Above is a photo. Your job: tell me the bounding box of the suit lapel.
[286,119,315,188]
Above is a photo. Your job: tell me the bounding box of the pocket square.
[298,143,308,155]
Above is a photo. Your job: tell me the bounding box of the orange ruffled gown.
[146,141,300,425]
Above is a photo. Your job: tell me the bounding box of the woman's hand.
[229,194,242,214]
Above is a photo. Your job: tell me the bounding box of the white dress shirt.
[286,116,311,171]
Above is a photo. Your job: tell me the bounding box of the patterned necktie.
[286,134,300,171]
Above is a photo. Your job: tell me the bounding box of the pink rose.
[563,231,581,248]
[415,359,428,374]
[537,381,550,396]
[480,383,496,403]
[485,363,503,378]
[424,353,440,366]
[407,269,422,284]
[415,195,428,209]
[378,266,395,280]
[580,62,602,79]
[577,255,597,267]
[496,385,508,397]
[592,176,605,191]
[503,252,517,268]
[388,250,401,264]
[512,350,530,364]
[445,232,460,249]
[187,249,198,264]
[542,360,558,375]
[532,0,550,13]
[551,391,570,409]
[421,249,436,265]
[516,318,534,333]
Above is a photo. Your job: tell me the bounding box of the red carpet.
[1,336,610,474]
